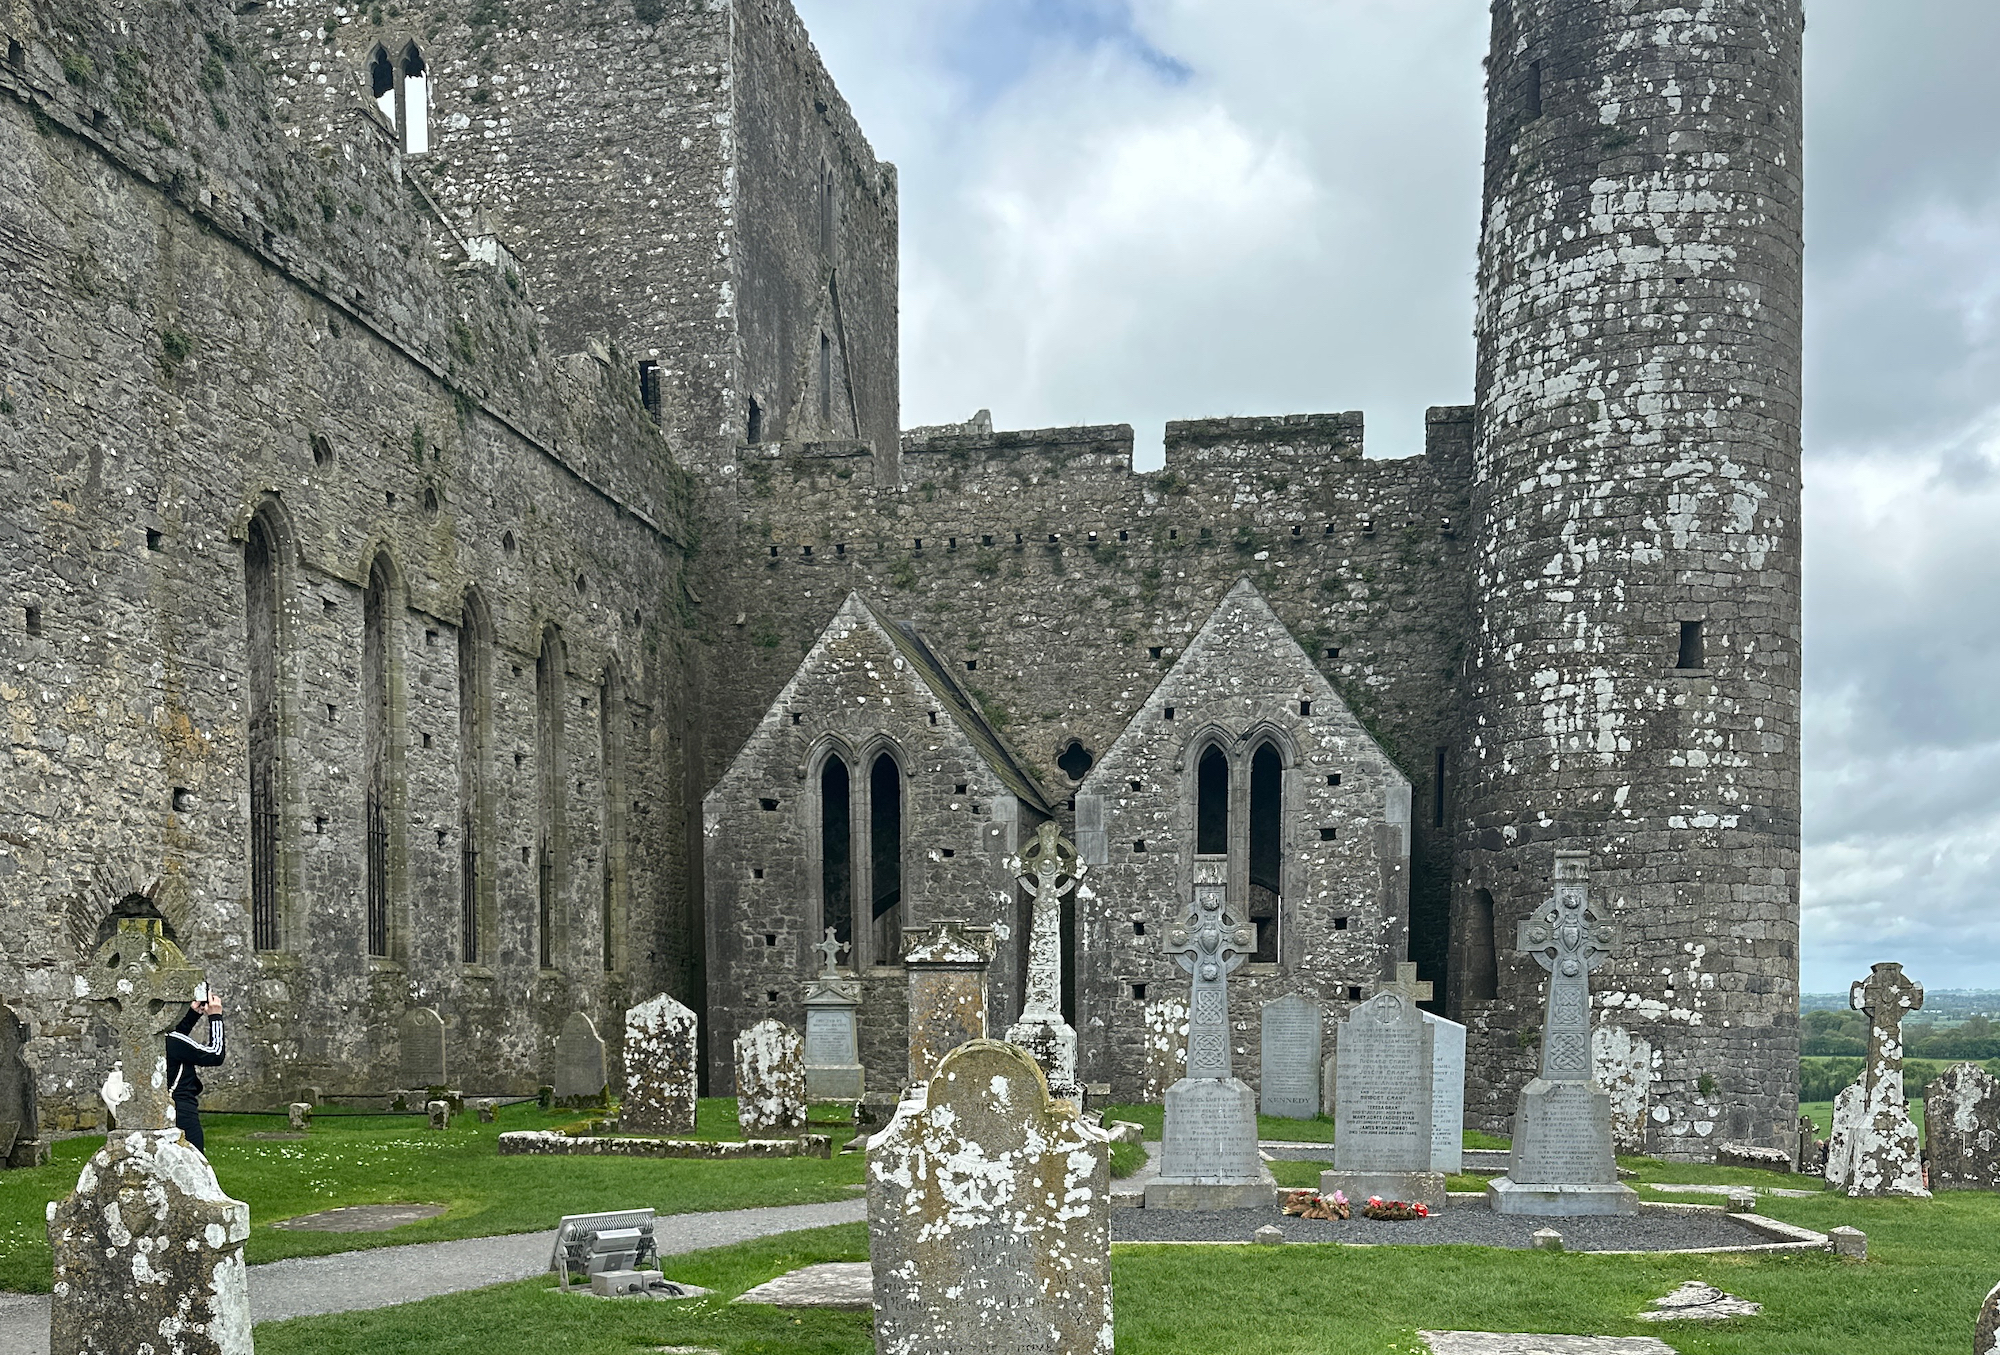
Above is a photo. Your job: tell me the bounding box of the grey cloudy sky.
[790,0,2000,994]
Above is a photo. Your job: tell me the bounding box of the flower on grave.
[1330,1191,1348,1207]
[1360,1197,1430,1222]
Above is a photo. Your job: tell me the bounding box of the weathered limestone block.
[46,1130,252,1355]
[1,1003,44,1171]
[867,1040,1113,1355]
[900,921,994,1089]
[624,994,699,1133]
[1829,1225,1867,1260]
[475,1098,497,1123]
[1826,963,1929,1198]
[1924,1061,2000,1192]
[427,1099,451,1130]
[1142,997,1187,1102]
[1977,1279,1999,1355]
[735,1018,808,1136]
[398,1007,447,1091]
[1717,1143,1793,1173]
[553,1012,609,1107]
[1591,1025,1652,1155]
[287,1102,311,1131]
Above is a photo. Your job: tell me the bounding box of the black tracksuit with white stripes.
[165,1007,225,1152]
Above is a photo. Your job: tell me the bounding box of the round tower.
[1457,1,1804,1159]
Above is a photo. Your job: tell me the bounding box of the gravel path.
[1113,1195,1768,1251]
[0,1197,867,1355]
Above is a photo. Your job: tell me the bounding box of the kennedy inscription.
[1260,995,1322,1120]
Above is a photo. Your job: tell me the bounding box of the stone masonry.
[0,0,1801,1159]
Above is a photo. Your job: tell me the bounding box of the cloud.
[794,0,2000,993]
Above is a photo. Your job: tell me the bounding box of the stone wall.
[1457,0,1805,1156]
[0,0,695,1124]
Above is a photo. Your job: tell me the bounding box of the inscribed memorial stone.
[804,929,865,1101]
[1375,962,1467,1173]
[735,1018,808,1136]
[1259,994,1322,1121]
[1924,1061,2000,1192]
[553,1012,608,1106]
[1978,1280,1999,1355]
[398,1007,447,1090]
[867,1040,1113,1355]
[624,993,698,1133]
[1486,853,1637,1216]
[901,920,995,1089]
[0,1003,44,1169]
[1322,990,1443,1210]
[1826,962,1929,1198]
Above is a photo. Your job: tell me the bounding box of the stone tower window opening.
[819,755,853,958]
[362,554,401,959]
[819,332,833,424]
[245,512,284,952]
[1433,745,1448,829]
[869,752,904,965]
[1056,740,1094,782]
[819,159,835,256]
[1465,888,1499,1002]
[1677,619,1705,669]
[1525,59,1543,120]
[638,362,662,424]
[535,625,566,971]
[1247,741,1283,964]
[369,45,395,124]
[399,44,430,155]
[458,590,493,966]
[1195,743,1229,855]
[600,660,628,973]
[746,395,763,444]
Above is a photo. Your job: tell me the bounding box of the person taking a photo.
[166,985,225,1153]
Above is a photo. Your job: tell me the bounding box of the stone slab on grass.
[1636,1281,1762,1321]
[733,1262,873,1309]
[270,1203,448,1232]
[1423,1336,1675,1355]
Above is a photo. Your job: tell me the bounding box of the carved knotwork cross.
[1012,822,1082,1022]
[1515,852,1615,1084]
[1164,858,1253,1080]
[83,916,205,1131]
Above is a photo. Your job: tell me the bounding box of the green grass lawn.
[0,1097,864,1292]
[252,1184,2000,1355]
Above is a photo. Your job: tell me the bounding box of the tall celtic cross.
[1013,821,1081,1022]
[1851,961,1923,1091]
[84,914,205,1131]
[1515,851,1615,1083]
[1165,857,1254,1080]
[812,927,849,979]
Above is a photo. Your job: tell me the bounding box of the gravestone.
[1486,853,1638,1216]
[1259,994,1321,1120]
[288,1102,311,1131]
[47,910,252,1353]
[1144,856,1276,1209]
[399,1006,447,1090]
[901,920,995,1090]
[867,1039,1113,1355]
[427,1099,451,1130]
[1142,996,1187,1101]
[1978,1279,1999,1355]
[804,929,865,1101]
[0,1003,45,1169]
[624,993,699,1133]
[735,1018,808,1136]
[553,1012,609,1106]
[1825,962,1929,1198]
[1322,989,1444,1210]
[1924,1060,2000,1192]
[1377,962,1467,1173]
[1003,823,1084,1103]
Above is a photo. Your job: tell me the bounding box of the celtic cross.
[1165,857,1254,1079]
[84,913,205,1131]
[1515,851,1615,1083]
[1013,822,1081,1022]
[812,927,849,979]
[1852,962,1923,1088]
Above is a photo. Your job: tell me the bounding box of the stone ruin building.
[0,0,1802,1159]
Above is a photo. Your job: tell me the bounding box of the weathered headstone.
[0,1003,46,1169]
[288,1102,312,1131]
[1142,996,1187,1101]
[553,1011,609,1107]
[1924,1060,2000,1192]
[47,910,252,1354]
[1828,1224,1867,1259]
[1322,989,1444,1210]
[1377,962,1467,1173]
[398,1006,447,1090]
[1977,1279,1999,1355]
[1145,857,1275,1209]
[867,1039,1113,1355]
[1486,852,1638,1216]
[624,993,699,1133]
[804,929,865,1101]
[1825,962,1929,1198]
[1003,822,1084,1104]
[1259,994,1321,1120]
[476,1098,497,1123]
[427,1099,451,1130]
[901,920,995,1090]
[1592,1024,1653,1154]
[736,1018,808,1136]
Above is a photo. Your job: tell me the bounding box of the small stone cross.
[1851,962,1923,1070]
[1012,822,1082,1022]
[1164,858,1254,1079]
[1377,962,1433,1005]
[1515,851,1615,1084]
[83,914,205,1132]
[812,928,849,978]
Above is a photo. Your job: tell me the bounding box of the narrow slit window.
[370,46,396,124]
[819,333,833,424]
[1248,743,1282,964]
[1677,620,1705,669]
[638,362,662,424]
[1196,745,1229,856]
[820,759,852,958]
[399,44,430,154]
[457,593,489,966]
[1525,59,1543,120]
[362,557,397,958]
[246,515,281,952]
[746,396,763,444]
[1433,746,1448,829]
[869,753,903,965]
[600,664,627,973]
[535,626,566,970]
[1466,888,1500,1002]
